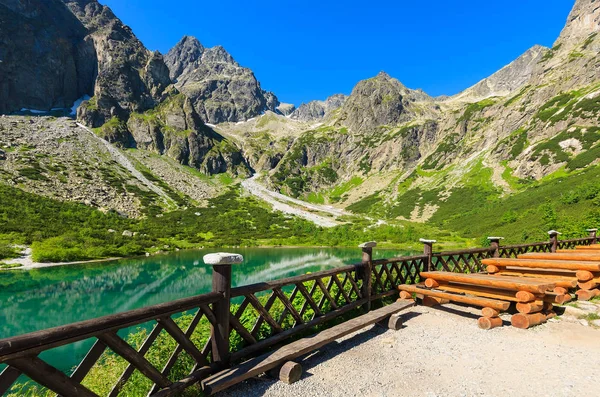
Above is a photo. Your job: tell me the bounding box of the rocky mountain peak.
[201,45,237,65]
[164,36,278,124]
[164,35,204,80]
[556,0,600,46]
[338,72,436,132]
[451,45,548,102]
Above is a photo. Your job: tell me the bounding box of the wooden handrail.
[0,291,223,361]
[231,264,361,297]
[432,247,494,256]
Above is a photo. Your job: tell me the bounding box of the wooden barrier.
[0,231,595,395]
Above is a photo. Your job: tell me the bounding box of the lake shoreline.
[1,241,472,271]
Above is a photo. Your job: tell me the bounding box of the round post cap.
[547,230,562,235]
[487,237,504,240]
[203,253,244,266]
[587,228,598,232]
[359,241,377,248]
[419,238,437,244]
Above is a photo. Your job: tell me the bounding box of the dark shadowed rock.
[0,0,97,114]
[62,0,171,127]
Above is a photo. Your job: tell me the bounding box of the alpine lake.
[0,247,415,377]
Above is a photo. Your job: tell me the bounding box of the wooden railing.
[0,229,597,396]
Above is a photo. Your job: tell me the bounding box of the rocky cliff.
[165,36,280,124]
[0,0,97,114]
[451,45,548,102]
[290,94,347,121]
[61,0,171,127]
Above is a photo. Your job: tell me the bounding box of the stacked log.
[511,290,556,329]
[478,307,503,330]
[574,269,600,300]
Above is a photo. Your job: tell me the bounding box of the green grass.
[504,85,531,107]
[434,165,600,243]
[0,182,467,263]
[501,161,531,190]
[458,98,497,123]
[0,262,22,269]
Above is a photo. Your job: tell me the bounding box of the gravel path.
[76,123,173,204]
[220,304,600,397]
[241,175,343,227]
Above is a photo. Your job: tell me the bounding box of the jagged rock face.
[0,0,97,114]
[165,36,279,124]
[290,94,347,121]
[126,93,251,176]
[338,72,437,133]
[63,0,171,127]
[452,45,548,102]
[556,0,600,46]
[276,103,296,116]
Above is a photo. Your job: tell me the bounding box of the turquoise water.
[0,247,412,376]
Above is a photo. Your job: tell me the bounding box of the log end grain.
[478,316,503,330]
[511,313,547,329]
[515,291,536,303]
[279,361,303,385]
[424,278,440,288]
[481,307,500,318]
[388,313,403,331]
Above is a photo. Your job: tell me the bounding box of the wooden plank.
[109,323,164,397]
[297,282,322,318]
[315,278,339,310]
[202,300,415,395]
[152,365,215,397]
[230,298,368,363]
[276,286,299,325]
[98,332,171,389]
[8,356,98,397]
[520,252,600,261]
[331,274,352,305]
[481,258,600,272]
[493,271,577,288]
[158,317,209,367]
[491,267,577,278]
[70,339,107,383]
[246,294,284,336]
[148,310,206,396]
[229,314,258,345]
[435,284,527,302]
[273,288,304,325]
[398,284,510,311]
[230,265,359,297]
[420,271,554,293]
[0,366,22,395]
[0,291,222,361]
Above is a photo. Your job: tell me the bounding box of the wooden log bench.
[399,271,558,330]
[201,299,415,395]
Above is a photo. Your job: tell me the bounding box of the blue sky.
[102,0,574,105]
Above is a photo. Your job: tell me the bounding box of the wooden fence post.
[203,253,243,366]
[420,239,436,271]
[359,242,376,312]
[548,230,561,253]
[487,237,504,258]
[587,228,598,244]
